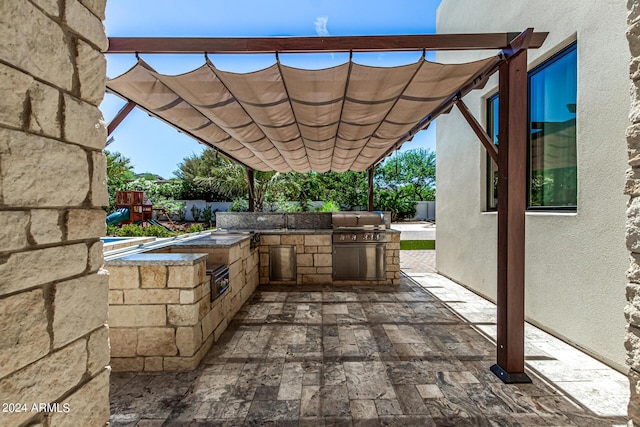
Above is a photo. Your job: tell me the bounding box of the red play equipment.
[111,191,152,225]
[106,191,174,230]
[118,190,152,223]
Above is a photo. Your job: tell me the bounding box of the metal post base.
[490,364,532,384]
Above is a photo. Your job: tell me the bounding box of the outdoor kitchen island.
[216,212,401,286]
[105,212,399,372]
[105,233,259,372]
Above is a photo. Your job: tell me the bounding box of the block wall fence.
[0,1,110,426]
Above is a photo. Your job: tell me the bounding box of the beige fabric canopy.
[107,56,497,172]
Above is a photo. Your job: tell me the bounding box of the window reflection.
[485,43,577,210]
[529,44,577,208]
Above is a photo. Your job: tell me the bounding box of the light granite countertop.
[105,253,207,266]
[172,234,251,248]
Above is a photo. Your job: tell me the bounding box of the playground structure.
[106,191,173,230]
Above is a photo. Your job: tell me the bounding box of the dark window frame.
[485,42,577,212]
[486,93,499,211]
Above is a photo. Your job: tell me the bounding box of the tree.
[105,150,134,185]
[173,147,436,216]
[179,150,285,211]
[318,170,368,210]
[270,172,325,211]
[176,150,233,202]
[197,163,282,212]
[176,149,226,181]
[105,150,134,212]
[375,148,436,201]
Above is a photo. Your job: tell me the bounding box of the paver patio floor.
[110,252,628,426]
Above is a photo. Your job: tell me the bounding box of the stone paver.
[110,250,628,426]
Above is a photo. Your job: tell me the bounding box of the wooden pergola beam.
[107,100,136,136]
[456,99,499,164]
[502,28,535,58]
[106,32,548,54]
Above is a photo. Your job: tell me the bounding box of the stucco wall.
[0,1,110,425]
[436,0,629,370]
[627,1,640,423]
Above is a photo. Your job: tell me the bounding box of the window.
[486,43,577,210]
[486,94,499,210]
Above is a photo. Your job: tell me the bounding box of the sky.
[100,0,442,178]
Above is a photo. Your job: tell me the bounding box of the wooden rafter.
[106,32,548,54]
[456,99,499,164]
[107,100,136,136]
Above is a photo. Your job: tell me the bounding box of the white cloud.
[314,16,329,36]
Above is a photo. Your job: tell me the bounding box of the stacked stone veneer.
[160,238,260,322]
[258,232,401,285]
[0,1,110,426]
[629,1,640,423]
[107,239,259,371]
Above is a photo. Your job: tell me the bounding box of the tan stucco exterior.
[436,0,629,371]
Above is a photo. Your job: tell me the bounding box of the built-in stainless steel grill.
[208,264,229,302]
[332,212,386,280]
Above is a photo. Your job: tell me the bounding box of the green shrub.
[186,224,204,233]
[374,190,417,222]
[117,224,144,237]
[177,205,187,221]
[228,198,248,212]
[319,201,340,212]
[106,224,119,236]
[190,205,202,221]
[202,204,214,227]
[143,225,173,238]
[277,201,301,212]
[155,200,186,220]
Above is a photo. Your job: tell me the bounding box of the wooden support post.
[368,167,375,211]
[107,100,136,136]
[247,169,255,212]
[490,49,531,384]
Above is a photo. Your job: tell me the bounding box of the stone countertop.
[172,234,250,248]
[105,253,207,266]
[220,229,333,235]
[217,229,399,235]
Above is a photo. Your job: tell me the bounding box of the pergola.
[105,29,548,383]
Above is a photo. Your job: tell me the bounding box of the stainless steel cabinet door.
[333,244,385,280]
[269,245,297,281]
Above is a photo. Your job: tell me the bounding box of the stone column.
[0,1,110,426]
[629,1,640,424]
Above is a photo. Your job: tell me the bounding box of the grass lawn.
[400,240,436,250]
